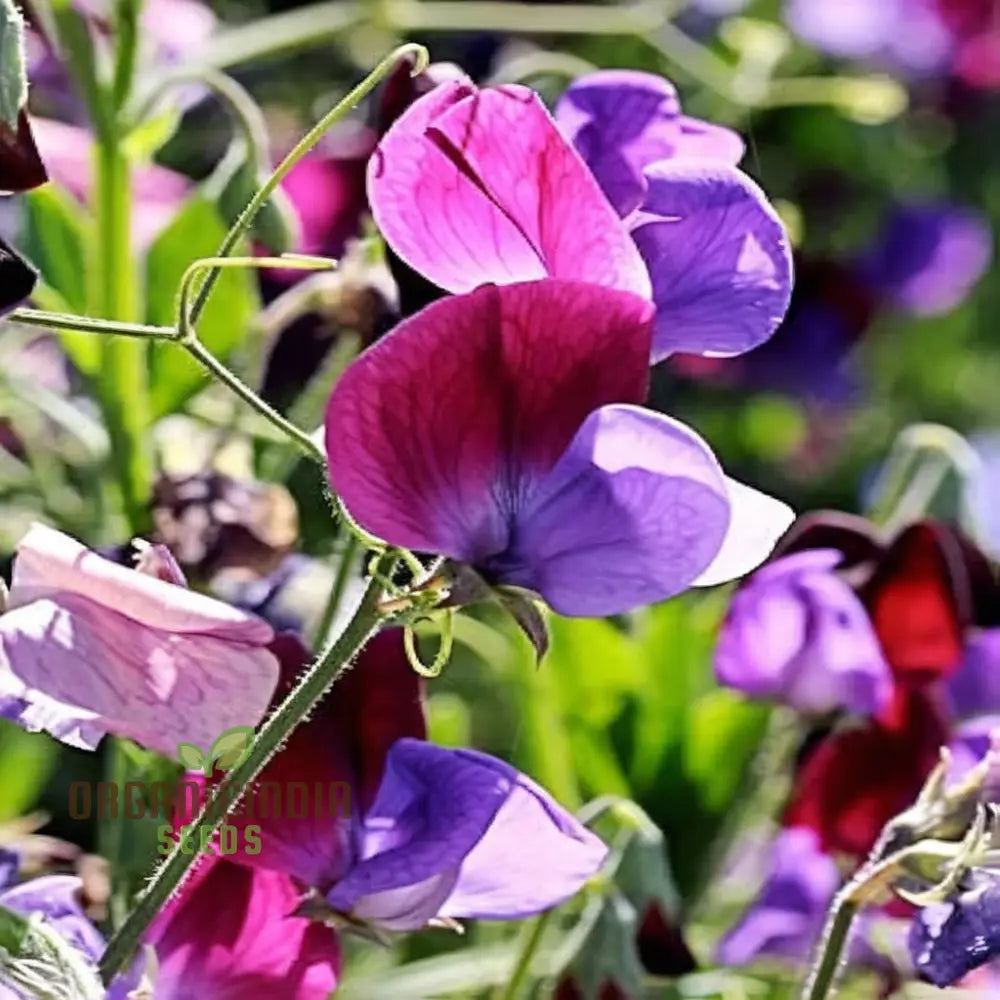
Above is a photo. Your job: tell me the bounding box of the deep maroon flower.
[325,280,792,617]
[0,238,37,315]
[368,78,792,362]
[723,516,1000,858]
[0,113,47,193]
[191,631,606,933]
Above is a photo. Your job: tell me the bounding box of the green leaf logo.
[207,726,255,772]
[176,743,207,772]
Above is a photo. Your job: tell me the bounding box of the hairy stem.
[98,552,397,984]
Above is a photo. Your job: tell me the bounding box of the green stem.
[10,309,175,340]
[92,134,151,534]
[183,337,324,463]
[186,43,428,329]
[497,911,552,1000]
[313,534,361,646]
[98,552,398,985]
[801,892,858,1000]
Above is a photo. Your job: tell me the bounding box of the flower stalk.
[97,550,399,984]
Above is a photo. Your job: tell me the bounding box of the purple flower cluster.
[0,65,798,996]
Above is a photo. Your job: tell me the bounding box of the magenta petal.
[0,525,278,756]
[369,83,650,297]
[499,404,731,616]
[630,161,792,361]
[555,70,682,216]
[325,281,653,558]
[150,858,339,1000]
[326,740,603,929]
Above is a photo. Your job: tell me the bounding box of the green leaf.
[0,722,58,822]
[176,742,206,772]
[145,195,260,416]
[208,725,254,771]
[20,187,98,374]
[0,902,104,1000]
[0,0,26,130]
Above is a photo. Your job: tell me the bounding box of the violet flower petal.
[631,160,792,361]
[715,549,892,715]
[0,875,105,965]
[326,740,605,929]
[368,83,650,297]
[496,404,731,617]
[554,70,744,216]
[859,203,992,317]
[325,281,652,560]
[947,629,1000,721]
[910,875,1000,987]
[554,70,682,216]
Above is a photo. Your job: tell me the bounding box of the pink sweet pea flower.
[0,524,279,758]
[325,280,793,617]
[29,118,189,247]
[134,857,340,1000]
[368,79,791,362]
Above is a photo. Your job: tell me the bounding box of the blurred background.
[3,0,1000,997]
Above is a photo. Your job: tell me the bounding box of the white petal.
[693,478,794,587]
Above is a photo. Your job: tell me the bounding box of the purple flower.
[715,549,893,716]
[0,524,279,757]
[553,70,745,217]
[325,280,793,617]
[910,873,1000,986]
[785,0,954,73]
[718,828,839,966]
[367,79,792,362]
[196,632,607,932]
[719,827,900,972]
[859,203,992,316]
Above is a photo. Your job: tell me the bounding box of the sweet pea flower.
[715,549,893,716]
[126,857,340,999]
[0,238,37,315]
[325,280,793,617]
[910,873,1000,987]
[197,631,607,934]
[0,523,279,758]
[368,77,792,362]
[859,203,993,317]
[785,0,954,74]
[718,828,839,967]
[0,850,339,999]
[553,69,745,217]
[719,827,903,975]
[722,515,1000,859]
[29,118,190,247]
